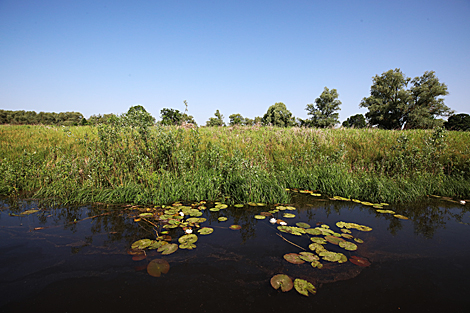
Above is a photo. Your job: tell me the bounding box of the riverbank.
[1,124,469,204]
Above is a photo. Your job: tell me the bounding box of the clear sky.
[1,0,469,125]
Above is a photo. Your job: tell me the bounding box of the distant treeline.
[0,110,117,126]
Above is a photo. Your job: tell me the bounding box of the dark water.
[1,194,469,313]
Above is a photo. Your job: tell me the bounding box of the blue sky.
[1,0,469,125]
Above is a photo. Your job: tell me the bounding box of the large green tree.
[342,114,366,128]
[160,108,183,126]
[206,109,225,126]
[444,113,470,131]
[262,102,294,127]
[229,113,244,126]
[360,69,452,129]
[306,87,341,128]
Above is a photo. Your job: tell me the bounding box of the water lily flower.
[179,212,184,217]
[460,200,466,205]
[280,221,287,226]
[185,228,193,234]
[269,218,277,224]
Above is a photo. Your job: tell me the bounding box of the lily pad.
[270,274,293,292]
[20,209,39,215]
[132,254,147,261]
[254,215,266,220]
[218,217,228,222]
[209,208,220,212]
[294,279,316,296]
[197,227,214,235]
[283,253,305,264]
[311,260,323,269]
[178,234,198,244]
[394,214,409,220]
[296,222,311,228]
[309,243,326,253]
[325,235,345,245]
[131,239,153,250]
[283,213,296,218]
[157,243,178,255]
[215,204,228,209]
[377,209,396,214]
[138,212,154,218]
[339,241,358,251]
[305,228,322,235]
[299,252,319,262]
[310,237,327,244]
[148,240,167,250]
[256,203,266,206]
[179,243,196,249]
[354,238,364,243]
[285,206,296,211]
[229,225,241,230]
[341,233,354,239]
[349,256,371,267]
[277,206,287,210]
[234,204,244,208]
[147,259,170,277]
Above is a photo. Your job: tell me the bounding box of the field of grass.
[1,123,469,205]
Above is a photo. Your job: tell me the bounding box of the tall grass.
[1,123,469,205]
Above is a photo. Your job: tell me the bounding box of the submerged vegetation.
[0,106,469,205]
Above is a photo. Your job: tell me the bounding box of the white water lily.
[179,212,184,217]
[280,221,287,226]
[269,218,277,224]
[185,228,193,234]
[460,200,466,205]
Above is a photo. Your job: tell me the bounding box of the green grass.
[1,124,469,205]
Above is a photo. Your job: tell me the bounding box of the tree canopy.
[206,110,225,127]
[444,113,470,131]
[262,102,294,127]
[360,69,452,129]
[306,87,341,128]
[342,114,366,128]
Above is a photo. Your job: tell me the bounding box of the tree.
[306,87,342,128]
[206,110,225,126]
[160,108,183,126]
[229,113,244,126]
[262,102,294,127]
[360,69,411,129]
[124,105,155,128]
[342,114,366,128]
[360,69,452,129]
[444,113,470,131]
[405,71,452,129]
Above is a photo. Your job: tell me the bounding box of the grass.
[1,124,469,205]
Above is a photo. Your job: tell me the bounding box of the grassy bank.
[1,123,469,205]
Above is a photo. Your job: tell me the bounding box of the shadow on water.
[1,195,470,312]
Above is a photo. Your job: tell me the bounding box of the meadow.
[1,123,469,205]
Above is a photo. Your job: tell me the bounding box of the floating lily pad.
[20,209,39,215]
[354,237,364,243]
[218,217,228,221]
[294,279,316,296]
[138,212,153,218]
[178,234,198,244]
[229,225,241,230]
[198,227,213,235]
[270,274,293,292]
[299,252,319,262]
[277,225,291,233]
[310,237,327,244]
[311,260,323,269]
[215,204,228,209]
[189,209,203,217]
[341,233,354,239]
[283,253,305,264]
[186,217,201,224]
[148,240,167,250]
[340,229,352,234]
[325,235,345,245]
[248,202,258,206]
[305,228,322,235]
[277,206,287,210]
[127,248,145,255]
[336,221,372,231]
[147,259,170,277]
[339,241,358,251]
[349,256,371,267]
[254,215,266,220]
[285,206,296,211]
[311,193,321,196]
[157,243,178,255]
[269,209,279,214]
[283,213,296,218]
[131,239,153,250]
[319,251,346,263]
[234,204,244,208]
[309,243,326,253]
[179,243,196,249]
[377,209,396,214]
[209,208,220,212]
[257,203,266,206]
[296,222,310,228]
[259,212,272,216]
[132,254,147,261]
[394,214,409,220]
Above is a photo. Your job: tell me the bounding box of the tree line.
[1,69,469,131]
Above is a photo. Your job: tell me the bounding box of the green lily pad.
[209,208,220,212]
[147,259,170,277]
[325,235,345,245]
[311,193,321,196]
[198,227,214,235]
[310,237,327,244]
[254,215,266,220]
[340,228,352,234]
[178,234,198,244]
[157,243,178,255]
[269,209,279,214]
[234,204,244,208]
[283,213,296,218]
[256,203,266,206]
[189,209,203,217]
[283,253,305,264]
[248,202,257,206]
[277,206,287,210]
[186,217,201,224]
[20,209,39,215]
[229,225,241,230]
[339,241,358,251]
[270,274,293,292]
[299,252,319,262]
[341,233,354,239]
[336,221,372,231]
[179,243,197,249]
[138,212,154,218]
[285,206,296,211]
[277,225,291,233]
[148,240,167,250]
[311,260,323,268]
[218,217,228,222]
[309,243,326,253]
[296,222,311,228]
[354,238,364,243]
[394,214,409,220]
[319,251,342,262]
[131,239,153,250]
[377,209,396,214]
[294,279,316,296]
[305,228,322,235]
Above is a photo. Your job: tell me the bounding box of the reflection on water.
[0,195,469,312]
